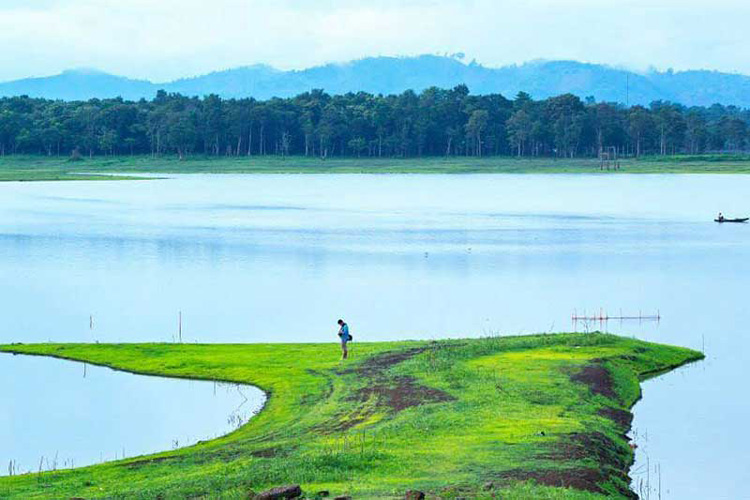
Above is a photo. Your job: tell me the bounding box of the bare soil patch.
[352,375,454,411]
[598,406,633,429]
[569,363,616,399]
[346,347,429,377]
[534,431,635,498]
[314,347,454,433]
[494,468,606,494]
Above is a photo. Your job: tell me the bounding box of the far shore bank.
[3,154,750,181]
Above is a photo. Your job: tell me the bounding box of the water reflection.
[0,353,265,476]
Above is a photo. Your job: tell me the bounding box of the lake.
[1,173,748,497]
[0,352,264,476]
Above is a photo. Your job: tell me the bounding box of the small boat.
[715,217,749,223]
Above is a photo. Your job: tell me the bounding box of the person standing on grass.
[337,319,351,359]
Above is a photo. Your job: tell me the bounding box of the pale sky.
[1,0,749,82]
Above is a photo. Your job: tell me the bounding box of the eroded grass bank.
[0,333,702,499]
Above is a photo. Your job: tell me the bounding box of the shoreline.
[4,155,750,181]
[0,333,703,499]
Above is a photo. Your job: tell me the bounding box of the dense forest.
[1,85,749,159]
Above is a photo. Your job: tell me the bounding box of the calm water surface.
[0,353,264,476]
[0,174,748,497]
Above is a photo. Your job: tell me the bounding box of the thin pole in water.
[658,463,662,500]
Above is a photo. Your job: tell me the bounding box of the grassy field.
[3,154,750,181]
[0,333,702,499]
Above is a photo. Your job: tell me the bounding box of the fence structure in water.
[572,309,661,332]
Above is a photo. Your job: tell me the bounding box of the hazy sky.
[1,0,748,82]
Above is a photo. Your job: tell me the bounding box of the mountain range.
[2,55,750,107]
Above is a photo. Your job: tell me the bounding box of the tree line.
[1,86,749,159]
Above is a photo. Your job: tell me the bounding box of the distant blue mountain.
[0,68,155,101]
[2,56,750,107]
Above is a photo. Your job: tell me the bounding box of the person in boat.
[337,319,351,359]
[718,212,725,222]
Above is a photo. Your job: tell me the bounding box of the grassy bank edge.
[0,334,704,499]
